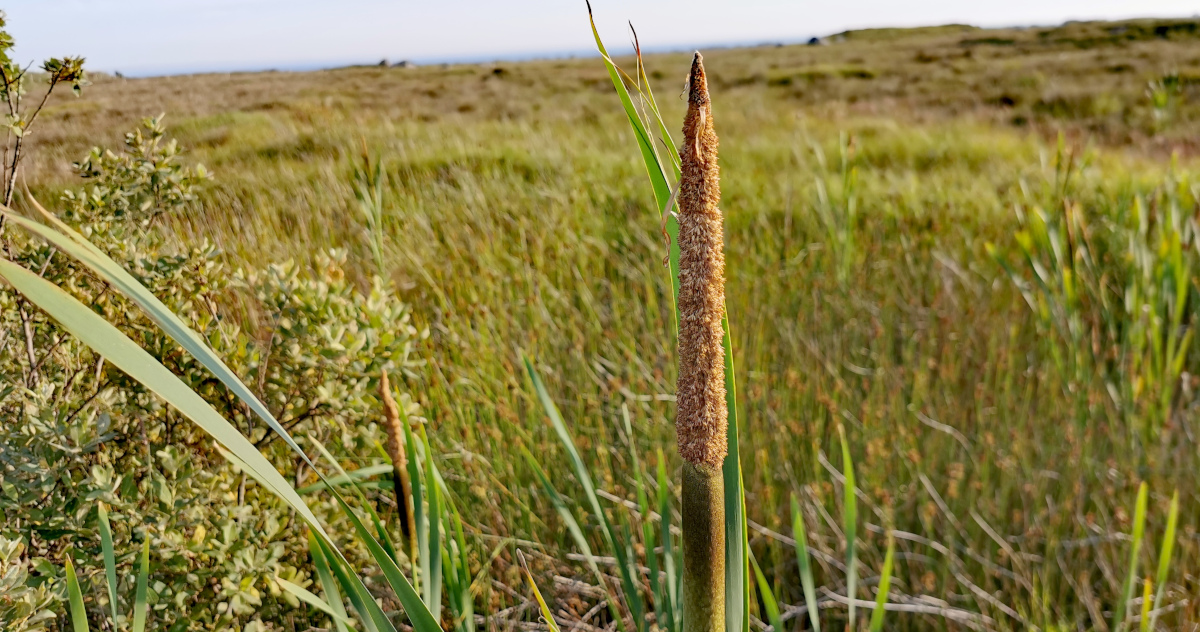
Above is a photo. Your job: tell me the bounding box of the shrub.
[0,116,422,630]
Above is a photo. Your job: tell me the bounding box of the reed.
[676,52,727,632]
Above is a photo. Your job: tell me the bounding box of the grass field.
[15,15,1200,630]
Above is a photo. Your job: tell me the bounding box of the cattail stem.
[676,52,727,632]
[380,371,416,542]
[682,462,725,632]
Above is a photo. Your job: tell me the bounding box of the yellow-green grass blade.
[1148,490,1180,632]
[585,4,680,323]
[585,2,671,210]
[297,464,395,494]
[838,424,858,632]
[97,502,119,626]
[868,535,896,632]
[131,539,150,632]
[749,552,783,632]
[1114,482,1149,632]
[277,576,357,627]
[630,30,682,177]
[309,532,352,632]
[522,445,629,632]
[525,357,645,631]
[519,550,562,632]
[790,495,821,632]
[1138,578,1152,632]
[1,205,319,477]
[66,557,89,632]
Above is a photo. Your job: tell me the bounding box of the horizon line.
[96,13,1198,79]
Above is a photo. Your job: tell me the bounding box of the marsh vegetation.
[3,12,1200,632]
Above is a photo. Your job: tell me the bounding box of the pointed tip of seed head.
[688,52,709,106]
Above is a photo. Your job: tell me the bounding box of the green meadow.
[5,14,1200,632]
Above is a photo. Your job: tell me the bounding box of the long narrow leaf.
[309,532,351,632]
[423,430,443,620]
[314,533,392,632]
[308,437,401,564]
[657,451,680,632]
[522,446,628,632]
[405,409,426,593]
[65,558,89,632]
[131,539,150,632]
[722,315,748,632]
[868,535,896,632]
[838,425,858,631]
[327,488,441,632]
[519,550,562,632]
[443,498,475,632]
[1148,490,1180,631]
[1138,578,1152,632]
[625,407,661,631]
[790,495,820,632]
[585,4,680,322]
[297,464,395,494]
[97,502,120,626]
[749,552,783,632]
[1114,482,1149,632]
[277,576,357,627]
[525,357,644,631]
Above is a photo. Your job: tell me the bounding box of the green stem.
[682,462,725,632]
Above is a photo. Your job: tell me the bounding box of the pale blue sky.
[7,1,1199,77]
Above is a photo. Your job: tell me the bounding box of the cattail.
[677,51,726,632]
[380,371,416,541]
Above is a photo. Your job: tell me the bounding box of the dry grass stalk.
[380,371,416,540]
[677,51,727,632]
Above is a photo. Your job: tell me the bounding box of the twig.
[817,587,998,631]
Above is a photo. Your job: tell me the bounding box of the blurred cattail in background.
[381,371,416,541]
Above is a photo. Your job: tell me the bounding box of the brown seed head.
[675,52,727,468]
[380,372,406,469]
[380,371,414,539]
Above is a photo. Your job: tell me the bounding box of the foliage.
[0,116,422,630]
[0,536,58,631]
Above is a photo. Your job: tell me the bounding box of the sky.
[6,0,1199,77]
